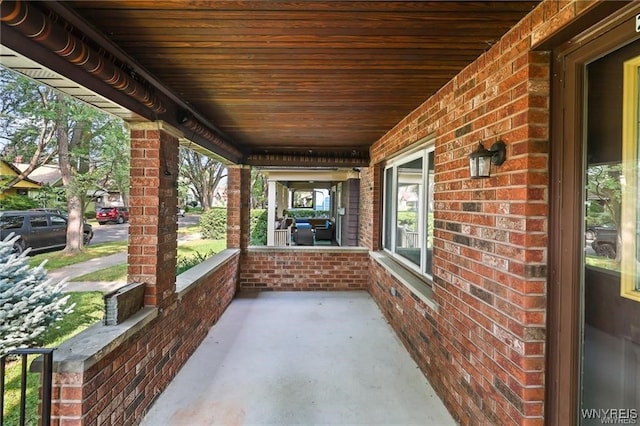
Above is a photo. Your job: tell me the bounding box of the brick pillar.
[128,122,179,307]
[365,164,383,251]
[227,165,251,250]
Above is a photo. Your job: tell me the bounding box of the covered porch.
[140,291,455,425]
[4,1,639,424]
[263,168,361,247]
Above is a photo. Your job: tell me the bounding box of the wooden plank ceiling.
[21,1,542,165]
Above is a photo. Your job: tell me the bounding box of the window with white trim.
[383,142,435,278]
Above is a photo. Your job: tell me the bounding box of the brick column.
[128,122,179,307]
[227,165,251,250]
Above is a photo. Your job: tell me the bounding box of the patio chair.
[314,224,333,241]
[295,228,314,246]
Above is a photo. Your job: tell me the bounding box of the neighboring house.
[14,163,62,187]
[93,189,127,209]
[181,181,228,208]
[211,183,227,207]
[13,162,127,210]
[0,159,41,200]
[13,162,64,207]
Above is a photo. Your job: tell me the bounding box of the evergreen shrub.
[0,234,73,356]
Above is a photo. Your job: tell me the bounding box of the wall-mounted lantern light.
[468,140,506,179]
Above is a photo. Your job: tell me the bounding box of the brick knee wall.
[49,255,239,425]
[369,260,466,424]
[239,248,369,291]
[369,257,545,425]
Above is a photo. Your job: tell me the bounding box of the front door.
[582,37,640,426]
[550,5,640,425]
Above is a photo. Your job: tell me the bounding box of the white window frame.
[382,139,435,279]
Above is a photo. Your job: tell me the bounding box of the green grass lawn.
[177,223,201,235]
[27,223,205,272]
[27,241,128,270]
[70,239,225,282]
[585,255,620,272]
[70,263,128,282]
[2,292,105,424]
[178,238,225,255]
[3,218,213,422]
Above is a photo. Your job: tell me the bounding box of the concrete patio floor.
[141,291,456,426]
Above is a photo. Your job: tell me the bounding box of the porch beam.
[246,152,369,168]
[0,0,244,165]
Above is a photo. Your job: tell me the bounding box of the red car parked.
[96,206,130,225]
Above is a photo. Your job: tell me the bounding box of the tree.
[179,147,226,210]
[1,66,130,254]
[55,93,130,253]
[250,168,267,209]
[0,234,72,356]
[0,67,58,188]
[586,163,622,261]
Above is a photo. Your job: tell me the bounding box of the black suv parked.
[0,210,93,254]
[586,224,618,259]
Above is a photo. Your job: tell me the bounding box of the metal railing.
[1,348,54,426]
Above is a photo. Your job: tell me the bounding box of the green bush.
[85,210,96,220]
[199,207,227,239]
[250,209,268,245]
[0,195,39,211]
[287,208,314,218]
[287,209,330,218]
[397,211,417,228]
[177,250,216,275]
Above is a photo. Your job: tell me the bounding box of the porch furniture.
[294,228,314,245]
[405,231,419,248]
[314,224,334,241]
[398,226,419,248]
[274,226,292,246]
[308,218,331,228]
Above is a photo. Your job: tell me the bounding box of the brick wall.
[362,1,606,424]
[369,261,467,419]
[239,248,369,291]
[49,254,239,425]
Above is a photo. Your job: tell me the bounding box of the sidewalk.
[47,252,128,293]
[47,232,203,293]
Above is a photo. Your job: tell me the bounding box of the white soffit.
[0,45,144,122]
